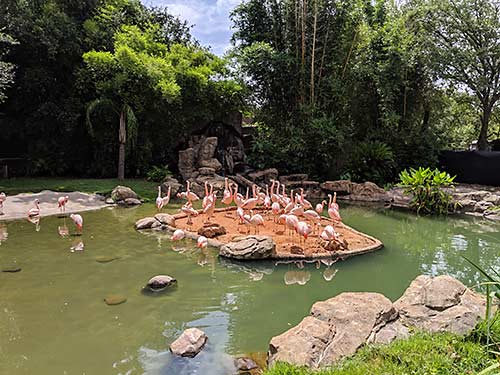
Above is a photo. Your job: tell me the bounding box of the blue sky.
[141,0,243,55]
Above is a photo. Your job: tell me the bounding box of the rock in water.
[111,186,138,202]
[219,236,275,260]
[2,266,21,273]
[198,223,227,238]
[170,328,207,357]
[123,198,142,206]
[234,357,258,371]
[104,295,127,305]
[154,214,176,227]
[95,256,120,264]
[134,217,157,230]
[146,275,177,292]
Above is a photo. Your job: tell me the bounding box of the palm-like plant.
[86,99,138,180]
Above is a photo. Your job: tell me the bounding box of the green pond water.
[1,204,499,374]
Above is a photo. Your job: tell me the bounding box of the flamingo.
[28,199,40,217]
[241,185,259,211]
[156,186,165,211]
[263,184,271,210]
[270,180,280,203]
[303,209,322,234]
[0,192,6,215]
[328,193,342,222]
[249,210,264,234]
[203,193,216,223]
[290,202,304,217]
[321,225,339,242]
[278,214,288,232]
[271,202,281,223]
[285,214,299,237]
[197,236,208,248]
[70,213,83,233]
[171,229,185,241]
[186,181,200,203]
[162,186,171,207]
[233,184,245,207]
[202,182,212,210]
[315,200,327,215]
[58,196,69,213]
[221,178,233,206]
[181,202,198,225]
[296,221,312,245]
[284,189,295,214]
[298,188,313,210]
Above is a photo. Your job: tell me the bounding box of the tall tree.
[0,31,17,104]
[419,0,500,150]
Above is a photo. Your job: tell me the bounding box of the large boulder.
[146,275,177,292]
[135,217,157,230]
[179,148,197,181]
[220,235,275,260]
[199,158,223,172]
[170,328,208,358]
[279,174,308,185]
[248,168,279,186]
[394,275,487,335]
[321,180,351,195]
[267,275,488,369]
[162,176,182,197]
[198,137,218,161]
[154,213,176,227]
[111,186,138,202]
[349,182,386,201]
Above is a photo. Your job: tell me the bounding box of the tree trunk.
[478,103,492,151]
[118,109,126,180]
[310,0,318,105]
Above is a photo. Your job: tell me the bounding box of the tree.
[0,31,17,104]
[419,0,500,150]
[83,25,181,179]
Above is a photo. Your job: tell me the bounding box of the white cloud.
[142,0,243,55]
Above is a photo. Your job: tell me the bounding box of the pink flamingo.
[285,214,299,237]
[296,221,312,245]
[278,214,288,232]
[58,195,69,213]
[271,202,281,223]
[202,182,212,210]
[303,209,321,234]
[263,184,271,210]
[181,202,198,225]
[233,184,245,207]
[171,229,185,241]
[162,186,171,207]
[298,188,312,210]
[0,192,6,215]
[70,213,83,234]
[241,185,259,211]
[270,180,280,203]
[315,200,327,215]
[156,186,165,210]
[203,192,217,223]
[186,181,200,203]
[328,193,342,222]
[248,210,265,234]
[28,199,40,217]
[197,236,208,248]
[284,189,295,214]
[221,178,233,206]
[321,225,339,242]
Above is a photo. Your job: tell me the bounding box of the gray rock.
[198,167,216,176]
[320,180,351,194]
[162,177,182,197]
[234,357,258,371]
[267,275,488,369]
[105,198,115,205]
[349,182,387,201]
[220,236,275,260]
[111,186,138,202]
[198,137,218,161]
[199,158,222,172]
[147,275,177,291]
[124,197,141,206]
[179,148,197,180]
[474,200,494,213]
[395,275,487,335]
[135,217,157,230]
[154,213,176,227]
[279,174,309,184]
[456,198,477,211]
[248,168,279,185]
[95,256,120,263]
[170,328,207,357]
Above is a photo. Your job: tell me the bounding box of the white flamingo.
[248,210,264,234]
[315,200,327,215]
[28,199,40,217]
[197,236,208,248]
[221,178,233,206]
[171,229,185,241]
[70,213,83,234]
[58,195,69,213]
[0,192,6,215]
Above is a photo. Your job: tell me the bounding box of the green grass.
[0,178,159,201]
[265,331,499,375]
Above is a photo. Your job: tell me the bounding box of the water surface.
[1,204,499,374]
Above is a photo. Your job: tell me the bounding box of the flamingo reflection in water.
[0,223,8,245]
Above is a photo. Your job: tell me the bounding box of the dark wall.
[439,151,500,186]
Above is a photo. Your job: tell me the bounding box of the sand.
[172,207,383,260]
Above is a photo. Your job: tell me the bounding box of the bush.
[398,167,456,215]
[146,165,171,182]
[345,141,396,185]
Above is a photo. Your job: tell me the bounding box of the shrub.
[346,141,396,185]
[146,165,171,182]
[398,167,456,215]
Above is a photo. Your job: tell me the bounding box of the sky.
[141,0,243,56]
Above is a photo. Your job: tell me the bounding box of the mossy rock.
[2,266,21,273]
[104,295,127,305]
[95,256,120,264]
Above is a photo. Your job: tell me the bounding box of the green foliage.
[146,165,171,182]
[264,331,497,375]
[346,141,395,185]
[398,167,456,215]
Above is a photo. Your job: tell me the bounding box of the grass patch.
[265,331,499,375]
[0,178,159,201]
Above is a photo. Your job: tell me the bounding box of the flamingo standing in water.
[70,213,83,234]
[58,195,69,214]
[28,199,40,217]
[171,229,185,241]
[0,192,6,215]
[197,236,208,248]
